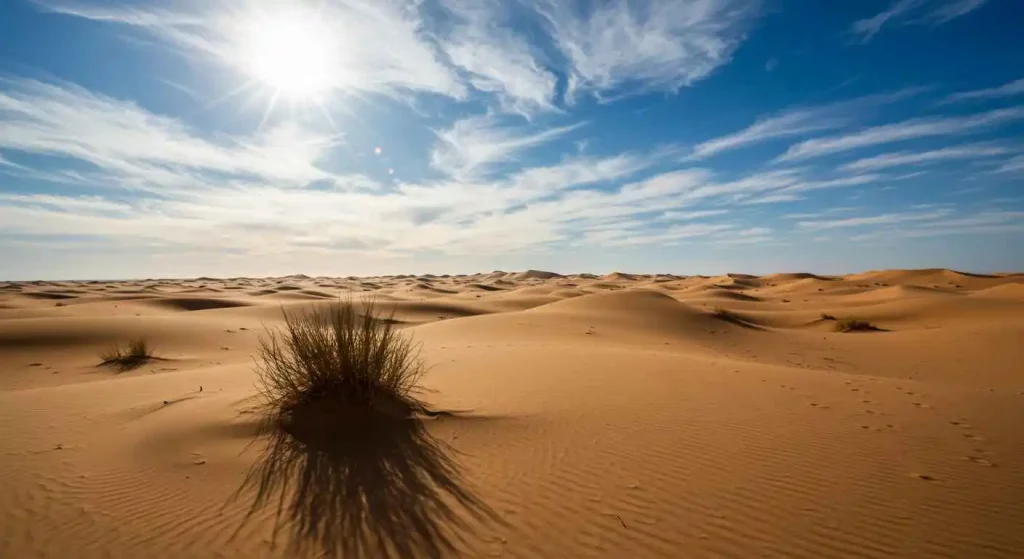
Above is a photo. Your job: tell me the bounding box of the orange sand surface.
[2,269,1023,557]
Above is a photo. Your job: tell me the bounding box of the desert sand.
[1,268,1023,558]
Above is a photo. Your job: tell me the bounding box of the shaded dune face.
[1,268,1023,558]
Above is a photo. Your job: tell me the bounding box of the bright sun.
[237,7,339,102]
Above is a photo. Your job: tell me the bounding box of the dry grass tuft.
[820,312,836,320]
[253,298,427,426]
[834,318,879,332]
[233,298,502,558]
[99,338,154,371]
[712,306,738,320]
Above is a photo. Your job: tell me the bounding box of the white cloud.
[660,209,730,220]
[944,77,1024,104]
[691,110,840,160]
[0,193,132,214]
[440,0,558,115]
[849,210,1024,241]
[534,0,758,102]
[710,227,774,245]
[739,193,803,205]
[993,155,1024,174]
[927,0,990,24]
[0,78,346,192]
[0,153,26,169]
[851,0,926,42]
[796,209,954,230]
[775,174,883,194]
[598,223,736,247]
[851,0,989,42]
[840,144,1011,172]
[689,87,927,160]
[778,107,1024,162]
[429,115,584,179]
[783,207,862,219]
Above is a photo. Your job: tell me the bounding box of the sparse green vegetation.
[99,338,154,371]
[253,298,427,426]
[834,318,878,332]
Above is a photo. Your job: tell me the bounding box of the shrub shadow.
[231,410,500,558]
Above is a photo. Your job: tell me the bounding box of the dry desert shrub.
[253,298,426,424]
[99,337,153,371]
[834,318,879,332]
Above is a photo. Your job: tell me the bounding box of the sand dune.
[1,268,1023,558]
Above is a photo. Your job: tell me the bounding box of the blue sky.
[1,0,1022,280]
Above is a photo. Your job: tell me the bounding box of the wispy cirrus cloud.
[851,0,990,42]
[659,209,730,220]
[849,210,1024,241]
[927,0,990,24]
[429,115,584,180]
[690,110,843,160]
[796,208,955,230]
[439,0,558,116]
[777,107,1024,162]
[943,77,1024,104]
[689,87,927,160]
[992,155,1024,174]
[783,207,862,220]
[839,143,1012,172]
[535,0,759,102]
[0,77,344,191]
[851,0,928,43]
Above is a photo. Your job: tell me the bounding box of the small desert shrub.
[820,312,836,320]
[834,318,877,332]
[100,337,153,371]
[254,299,426,425]
[712,306,735,319]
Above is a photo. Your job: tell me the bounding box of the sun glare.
[237,7,339,102]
